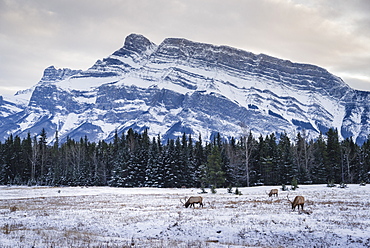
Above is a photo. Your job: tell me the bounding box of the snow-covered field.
[0,185,369,247]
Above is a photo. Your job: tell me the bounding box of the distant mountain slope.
[1,33,369,144]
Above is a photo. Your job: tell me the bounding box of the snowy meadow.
[0,185,369,247]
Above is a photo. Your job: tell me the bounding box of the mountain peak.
[123,33,156,54]
[40,66,81,84]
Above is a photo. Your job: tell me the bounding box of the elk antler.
[286,193,292,203]
[180,196,187,205]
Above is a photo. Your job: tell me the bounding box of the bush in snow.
[291,177,299,190]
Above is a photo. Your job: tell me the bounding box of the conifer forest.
[1,128,369,188]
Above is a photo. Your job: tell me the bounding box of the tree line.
[1,128,369,187]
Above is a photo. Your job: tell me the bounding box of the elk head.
[287,194,305,211]
[181,196,203,208]
[266,189,278,197]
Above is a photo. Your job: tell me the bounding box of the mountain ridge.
[1,33,369,144]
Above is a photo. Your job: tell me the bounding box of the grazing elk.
[181,196,203,208]
[266,189,279,197]
[287,194,305,211]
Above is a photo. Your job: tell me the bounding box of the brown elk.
[266,189,278,197]
[287,194,305,211]
[181,196,203,208]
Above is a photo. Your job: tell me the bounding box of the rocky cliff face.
[1,33,369,144]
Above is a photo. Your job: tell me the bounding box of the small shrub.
[211,185,217,194]
[200,186,208,194]
[327,180,336,187]
[234,188,242,195]
[291,177,299,190]
[339,182,347,188]
[227,185,233,193]
[281,184,288,191]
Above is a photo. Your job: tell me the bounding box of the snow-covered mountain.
[1,33,370,144]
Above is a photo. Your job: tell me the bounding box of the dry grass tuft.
[9,206,17,212]
[1,222,24,235]
[2,223,11,234]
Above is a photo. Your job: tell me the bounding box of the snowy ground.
[0,185,369,248]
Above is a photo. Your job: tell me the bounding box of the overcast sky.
[1,0,370,95]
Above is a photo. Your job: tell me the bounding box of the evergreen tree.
[178,133,191,187]
[137,130,150,186]
[326,128,341,183]
[186,134,198,187]
[311,133,327,183]
[20,134,32,184]
[172,137,185,187]
[360,138,370,183]
[50,131,61,185]
[259,133,279,185]
[193,134,206,187]
[145,136,160,187]
[38,128,49,185]
[94,140,111,186]
[109,132,129,187]
[223,137,242,187]
[203,144,225,188]
[0,136,13,184]
[0,141,6,184]
[161,139,177,187]
[278,132,294,185]
[11,136,23,184]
